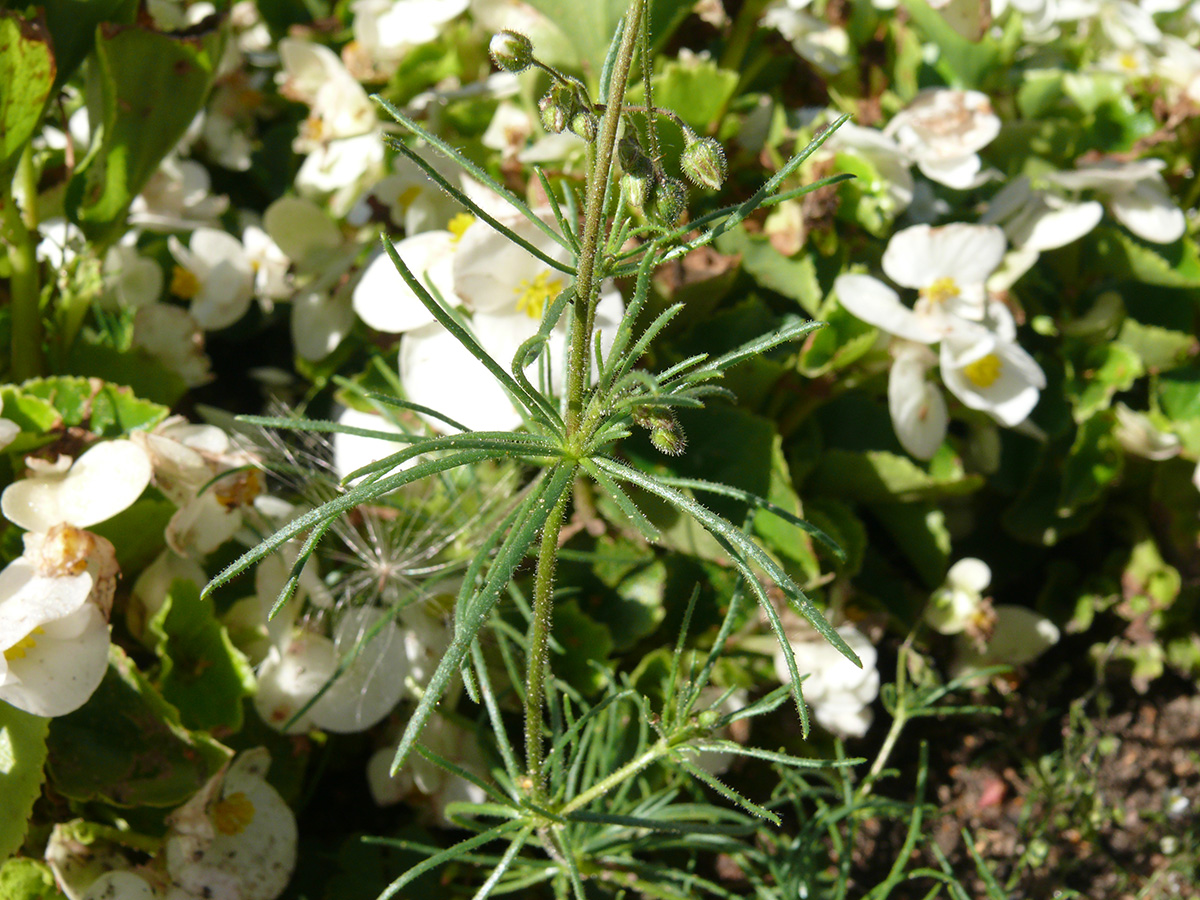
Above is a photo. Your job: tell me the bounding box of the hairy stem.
[564,0,645,436]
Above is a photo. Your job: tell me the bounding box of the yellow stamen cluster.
[920,276,959,305]
[171,266,201,300]
[963,353,1002,388]
[448,213,475,243]
[214,469,264,511]
[35,524,94,577]
[213,791,256,836]
[4,626,45,662]
[514,270,564,320]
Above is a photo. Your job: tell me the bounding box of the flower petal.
[352,232,454,333]
[835,273,942,343]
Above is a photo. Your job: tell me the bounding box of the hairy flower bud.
[680,134,727,191]
[489,30,534,72]
[538,84,572,134]
[651,176,688,226]
[570,110,598,142]
[634,406,686,456]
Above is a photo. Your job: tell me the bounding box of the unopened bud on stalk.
[651,176,688,226]
[570,110,598,142]
[489,30,534,72]
[633,406,687,456]
[680,133,727,190]
[538,84,572,133]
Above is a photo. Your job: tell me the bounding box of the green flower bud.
[696,709,721,729]
[489,30,534,73]
[622,171,654,210]
[634,407,686,456]
[538,84,572,134]
[651,176,688,226]
[570,110,598,142]
[680,135,727,191]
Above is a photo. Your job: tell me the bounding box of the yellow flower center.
[171,266,201,300]
[514,270,564,319]
[962,353,1002,388]
[920,276,959,305]
[448,213,475,243]
[396,185,422,209]
[213,791,256,836]
[1118,52,1139,71]
[4,627,44,662]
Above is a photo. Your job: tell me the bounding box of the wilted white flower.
[165,748,297,900]
[952,604,1060,675]
[885,89,1001,189]
[825,121,914,215]
[762,1,851,73]
[1113,403,1181,460]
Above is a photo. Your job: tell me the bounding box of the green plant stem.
[859,634,915,795]
[559,730,692,815]
[564,0,645,436]
[4,147,44,381]
[524,473,574,801]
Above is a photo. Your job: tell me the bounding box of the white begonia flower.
[253,631,336,733]
[1113,403,1181,460]
[132,418,262,558]
[367,713,487,823]
[1048,159,1186,244]
[165,748,297,900]
[133,305,214,388]
[982,175,1104,253]
[130,156,229,232]
[952,604,1060,675]
[2,441,152,534]
[1155,35,1200,105]
[774,622,880,739]
[80,872,160,900]
[0,397,19,451]
[37,219,84,270]
[885,89,1001,189]
[102,242,164,309]
[889,342,949,460]
[939,313,1046,427]
[0,526,116,717]
[482,101,533,160]
[331,406,416,484]
[761,1,851,74]
[350,0,469,75]
[836,223,1009,343]
[241,224,292,302]
[346,153,464,234]
[167,228,256,330]
[926,557,992,635]
[353,229,456,334]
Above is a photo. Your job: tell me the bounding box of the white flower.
[331,406,415,484]
[167,229,256,330]
[0,526,116,717]
[165,749,297,900]
[953,604,1060,675]
[350,0,469,75]
[128,550,210,645]
[37,219,84,270]
[762,2,851,73]
[345,153,464,234]
[278,40,375,144]
[2,441,152,534]
[130,156,229,232]
[982,175,1104,252]
[885,89,1001,189]
[1049,159,1186,244]
[825,121,914,215]
[102,242,164,309]
[132,304,214,387]
[774,623,879,739]
[888,342,948,459]
[481,101,533,160]
[367,713,487,824]
[241,225,292,302]
[0,397,19,451]
[939,311,1046,427]
[926,557,992,635]
[836,223,1008,343]
[253,631,336,733]
[1113,403,1181,460]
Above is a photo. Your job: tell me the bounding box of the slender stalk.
[4,146,44,381]
[563,0,645,436]
[525,472,575,801]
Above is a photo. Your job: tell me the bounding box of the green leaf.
[1089,227,1200,288]
[0,11,55,184]
[15,377,168,436]
[714,227,824,316]
[1116,319,1196,372]
[799,303,878,377]
[1064,341,1143,422]
[37,0,138,89]
[66,21,222,246]
[870,502,950,589]
[147,580,256,732]
[89,498,173,573]
[1058,412,1123,515]
[551,599,615,693]
[1157,367,1200,420]
[65,340,189,409]
[0,704,49,861]
[652,55,739,132]
[0,859,66,900]
[805,449,983,504]
[46,644,229,807]
[899,0,999,89]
